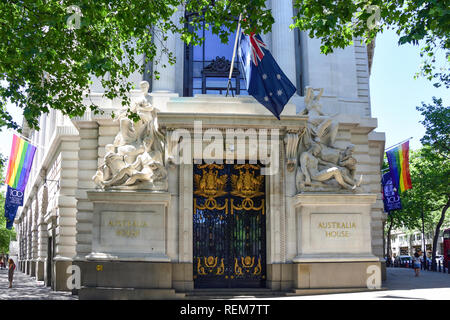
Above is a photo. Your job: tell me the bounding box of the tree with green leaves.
[292,0,449,88]
[415,97,450,269]
[0,0,448,131]
[385,146,450,266]
[416,97,450,158]
[0,201,17,254]
[386,93,449,268]
[0,0,273,131]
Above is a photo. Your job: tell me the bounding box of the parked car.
[395,255,412,266]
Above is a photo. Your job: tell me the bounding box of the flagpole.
[384,137,413,152]
[226,13,242,97]
[8,129,46,150]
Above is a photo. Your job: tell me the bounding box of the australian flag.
[239,32,296,119]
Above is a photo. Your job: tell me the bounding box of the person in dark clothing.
[8,259,15,288]
[413,250,422,277]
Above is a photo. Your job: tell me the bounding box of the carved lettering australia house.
[14,2,386,299]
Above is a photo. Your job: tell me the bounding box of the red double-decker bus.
[443,228,450,268]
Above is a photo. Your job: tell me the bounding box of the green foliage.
[292,0,449,88]
[0,1,448,131]
[397,147,450,231]
[0,0,273,131]
[416,97,450,157]
[0,205,17,254]
[387,95,450,262]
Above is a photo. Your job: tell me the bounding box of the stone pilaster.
[74,121,99,259]
[31,192,39,277]
[26,209,30,274]
[36,182,49,281]
[150,9,182,110]
[178,163,193,263]
[39,115,47,167]
[46,110,56,145]
[53,137,79,261]
[270,0,296,84]
[152,31,177,93]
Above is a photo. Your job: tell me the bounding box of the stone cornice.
[293,193,377,206]
[87,190,171,206]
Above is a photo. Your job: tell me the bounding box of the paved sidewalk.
[259,267,450,300]
[385,266,450,290]
[0,266,449,300]
[0,269,77,300]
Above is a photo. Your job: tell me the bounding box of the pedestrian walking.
[0,254,3,269]
[8,259,16,288]
[413,250,422,277]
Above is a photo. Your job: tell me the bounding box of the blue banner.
[4,186,23,229]
[4,203,19,230]
[382,172,402,213]
[6,186,24,206]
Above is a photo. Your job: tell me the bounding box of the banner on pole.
[6,185,24,206]
[382,172,402,213]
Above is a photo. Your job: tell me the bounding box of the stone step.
[185,288,287,298]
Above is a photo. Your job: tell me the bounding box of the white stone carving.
[296,87,362,192]
[284,129,303,172]
[93,81,168,190]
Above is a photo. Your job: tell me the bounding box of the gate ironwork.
[193,163,266,288]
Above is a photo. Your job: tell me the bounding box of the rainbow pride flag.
[4,134,37,192]
[386,141,412,193]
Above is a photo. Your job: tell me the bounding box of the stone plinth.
[292,193,381,289]
[76,190,179,299]
[86,190,171,262]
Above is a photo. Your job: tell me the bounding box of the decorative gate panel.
[193,163,266,288]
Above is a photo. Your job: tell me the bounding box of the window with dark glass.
[183,20,248,97]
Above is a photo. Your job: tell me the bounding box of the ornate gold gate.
[193,163,266,288]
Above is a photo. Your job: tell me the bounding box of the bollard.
[439,260,441,273]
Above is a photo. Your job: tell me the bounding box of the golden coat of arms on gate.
[194,164,228,200]
[231,164,264,200]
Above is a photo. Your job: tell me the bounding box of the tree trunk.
[432,196,450,271]
[386,215,393,266]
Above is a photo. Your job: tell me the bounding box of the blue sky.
[1,29,448,157]
[370,29,449,151]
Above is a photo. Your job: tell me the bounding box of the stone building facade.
[14,0,386,298]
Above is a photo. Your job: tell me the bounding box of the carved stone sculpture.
[298,143,361,191]
[93,81,167,190]
[295,87,362,192]
[299,87,339,147]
